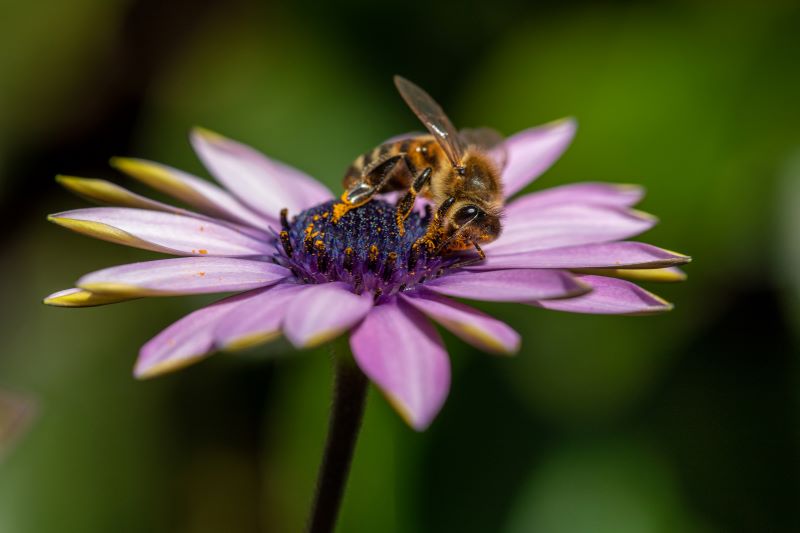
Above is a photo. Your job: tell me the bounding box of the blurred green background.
[1,1,798,532]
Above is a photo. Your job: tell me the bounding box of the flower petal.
[77,257,289,297]
[469,242,690,270]
[135,289,267,378]
[57,175,179,212]
[424,269,588,302]
[111,157,276,230]
[213,282,307,351]
[500,118,577,198]
[283,282,373,348]
[55,175,267,240]
[529,275,673,315]
[488,204,656,253]
[191,128,333,218]
[43,287,138,307]
[574,266,687,283]
[350,299,450,431]
[48,207,272,257]
[401,291,520,355]
[505,182,644,217]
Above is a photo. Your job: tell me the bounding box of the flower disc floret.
[278,199,457,298]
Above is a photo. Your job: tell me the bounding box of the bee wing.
[459,127,507,169]
[459,127,504,150]
[394,76,465,166]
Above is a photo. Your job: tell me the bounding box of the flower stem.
[306,341,368,533]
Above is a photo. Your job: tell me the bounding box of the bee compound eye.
[454,205,480,226]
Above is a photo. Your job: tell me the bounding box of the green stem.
[306,344,368,533]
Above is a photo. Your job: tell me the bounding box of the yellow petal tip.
[46,216,144,249]
[192,126,225,143]
[661,248,692,263]
[383,392,426,431]
[613,183,644,192]
[108,156,129,169]
[221,331,281,352]
[77,282,144,296]
[55,174,80,185]
[552,116,576,126]
[134,354,208,380]
[629,208,659,222]
[438,319,517,356]
[302,330,345,349]
[110,157,152,176]
[571,278,593,297]
[577,267,687,283]
[43,288,135,307]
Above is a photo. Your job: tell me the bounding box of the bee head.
[445,201,502,251]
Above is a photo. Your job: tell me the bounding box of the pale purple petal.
[284,282,373,348]
[111,157,277,230]
[530,275,673,315]
[191,128,333,218]
[48,207,272,256]
[424,269,588,302]
[214,282,307,350]
[469,242,690,270]
[401,291,520,355]
[505,182,644,218]
[135,288,268,378]
[77,257,289,296]
[486,205,656,253]
[57,175,187,212]
[56,175,270,241]
[350,299,450,431]
[500,119,577,198]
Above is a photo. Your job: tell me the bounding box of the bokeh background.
[1,1,798,532]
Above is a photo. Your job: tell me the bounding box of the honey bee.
[332,76,506,259]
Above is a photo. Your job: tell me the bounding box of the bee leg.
[395,167,432,235]
[441,242,486,271]
[473,241,486,260]
[332,155,403,222]
[415,196,456,252]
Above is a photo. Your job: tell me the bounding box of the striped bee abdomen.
[342,136,440,193]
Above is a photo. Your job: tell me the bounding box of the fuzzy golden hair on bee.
[457,148,504,199]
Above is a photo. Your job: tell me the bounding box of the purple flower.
[45,120,689,430]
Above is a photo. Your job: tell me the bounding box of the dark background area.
[1,1,798,532]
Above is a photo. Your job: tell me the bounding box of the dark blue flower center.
[275,199,459,298]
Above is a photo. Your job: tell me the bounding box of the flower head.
[45,119,689,430]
